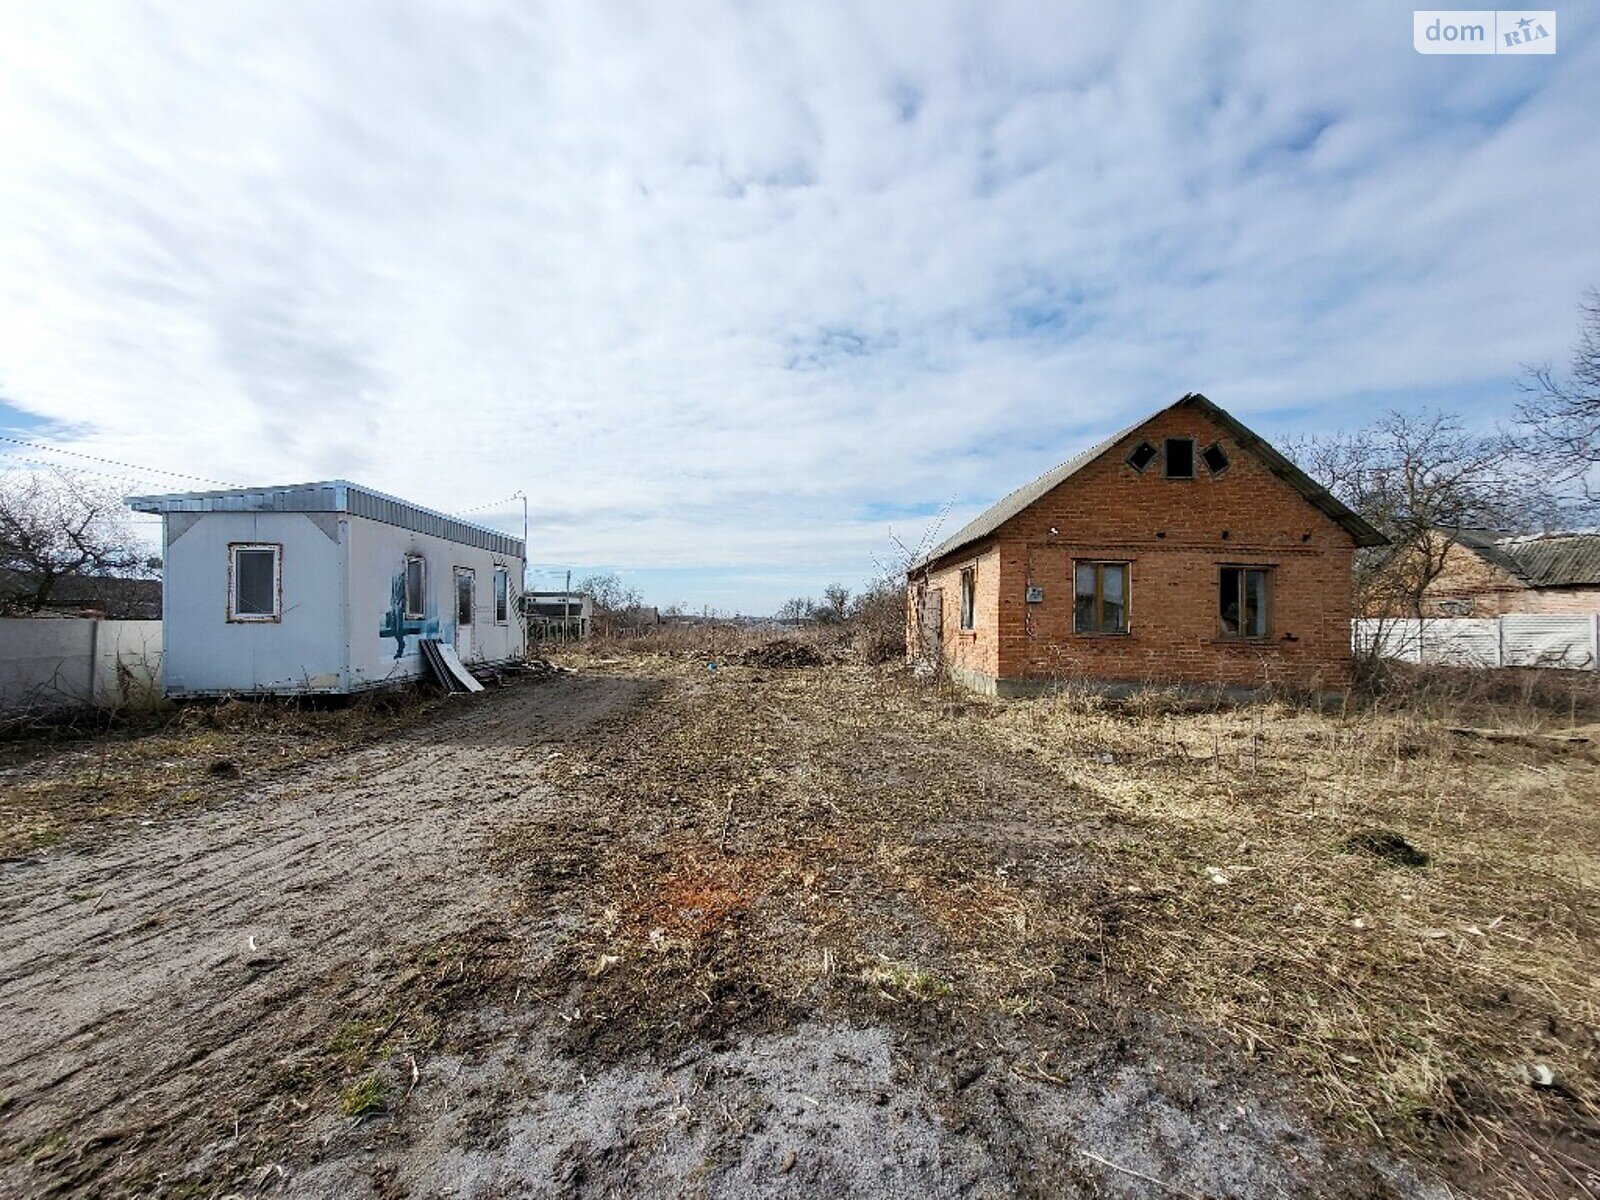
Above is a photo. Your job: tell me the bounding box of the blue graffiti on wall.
[379,572,440,658]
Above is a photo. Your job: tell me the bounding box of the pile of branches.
[741,639,826,669]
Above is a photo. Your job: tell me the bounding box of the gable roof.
[910,392,1387,572]
[1456,528,1600,588]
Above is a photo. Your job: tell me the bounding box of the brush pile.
[741,639,826,669]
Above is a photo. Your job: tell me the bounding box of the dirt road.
[0,674,650,1198]
[0,668,1459,1198]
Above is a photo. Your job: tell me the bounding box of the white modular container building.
[128,481,525,697]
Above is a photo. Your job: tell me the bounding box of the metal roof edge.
[126,479,525,558]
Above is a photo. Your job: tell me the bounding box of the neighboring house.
[127,481,525,697]
[1419,529,1600,617]
[524,590,593,640]
[906,392,1387,696]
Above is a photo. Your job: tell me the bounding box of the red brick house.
[906,393,1387,695]
[1417,529,1600,617]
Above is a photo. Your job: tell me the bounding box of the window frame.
[1163,437,1196,480]
[227,542,282,623]
[1200,441,1230,476]
[958,565,977,631]
[493,565,510,625]
[403,554,427,620]
[1217,564,1274,640]
[1073,560,1130,635]
[1126,440,1158,473]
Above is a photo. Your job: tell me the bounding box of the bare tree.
[1517,289,1600,500]
[573,571,644,635]
[0,468,155,614]
[820,583,850,624]
[1289,411,1555,619]
[775,596,815,622]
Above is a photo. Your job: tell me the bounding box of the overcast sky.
[1,2,1597,612]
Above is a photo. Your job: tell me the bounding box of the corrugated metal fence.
[1353,615,1600,670]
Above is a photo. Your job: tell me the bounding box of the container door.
[454,568,475,660]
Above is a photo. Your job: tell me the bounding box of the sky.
[0,2,1597,614]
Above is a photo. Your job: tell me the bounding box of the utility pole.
[518,491,529,660]
[564,569,572,642]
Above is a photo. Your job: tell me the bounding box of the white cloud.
[0,1,1597,612]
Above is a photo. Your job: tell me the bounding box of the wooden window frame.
[1218,564,1274,640]
[1073,560,1130,635]
[958,566,977,631]
[493,565,510,625]
[403,554,427,620]
[227,542,282,623]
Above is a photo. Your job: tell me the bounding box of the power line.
[0,434,241,487]
[452,491,523,516]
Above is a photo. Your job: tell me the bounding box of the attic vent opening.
[1201,442,1230,475]
[1164,438,1195,479]
[1126,441,1158,473]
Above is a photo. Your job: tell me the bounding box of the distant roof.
[910,393,1388,571]
[126,480,524,559]
[1457,528,1600,588]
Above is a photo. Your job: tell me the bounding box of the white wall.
[345,515,524,689]
[0,619,163,713]
[1354,615,1600,670]
[162,510,346,695]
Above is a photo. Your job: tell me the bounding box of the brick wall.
[914,545,1002,683]
[918,406,1358,691]
[1422,541,1600,616]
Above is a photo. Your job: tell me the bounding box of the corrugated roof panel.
[1496,532,1600,588]
[127,479,524,558]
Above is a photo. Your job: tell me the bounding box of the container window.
[229,544,280,621]
[494,566,509,624]
[404,555,427,619]
[456,570,474,627]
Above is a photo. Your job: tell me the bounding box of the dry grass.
[532,639,1600,1196]
[978,677,1600,1189]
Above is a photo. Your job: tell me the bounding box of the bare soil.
[0,657,1591,1198]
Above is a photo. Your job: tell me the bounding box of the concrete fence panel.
[1501,614,1597,670]
[0,619,164,714]
[1354,614,1599,672]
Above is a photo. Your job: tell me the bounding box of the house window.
[229,544,281,622]
[404,555,427,619]
[1126,441,1158,473]
[1201,442,1230,475]
[1219,567,1272,638]
[1164,438,1195,479]
[959,567,976,630]
[1074,561,1129,634]
[494,566,509,624]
